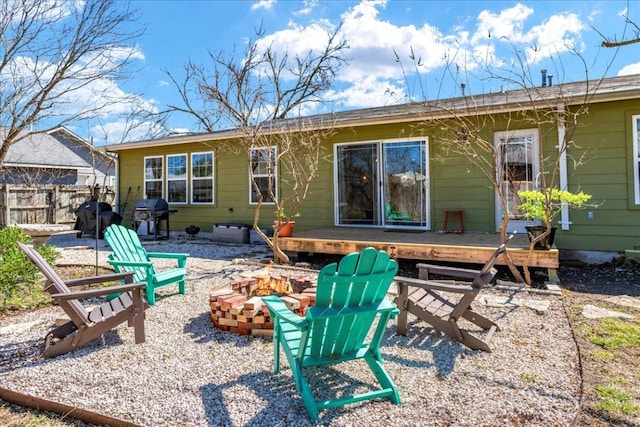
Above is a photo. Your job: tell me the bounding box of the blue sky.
[87,0,639,143]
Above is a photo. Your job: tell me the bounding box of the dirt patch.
[560,263,640,427]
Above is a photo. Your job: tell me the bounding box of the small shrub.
[588,317,640,350]
[592,350,616,362]
[0,226,58,314]
[595,382,639,415]
[520,372,536,383]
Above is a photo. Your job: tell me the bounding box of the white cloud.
[256,21,337,57]
[2,45,157,145]
[251,0,276,11]
[471,4,585,64]
[252,0,592,109]
[295,0,318,16]
[329,76,407,108]
[472,3,534,43]
[618,62,640,76]
[257,0,468,93]
[90,118,165,144]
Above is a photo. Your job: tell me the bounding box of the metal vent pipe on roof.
[541,69,547,87]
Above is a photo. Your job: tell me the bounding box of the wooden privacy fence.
[0,184,115,227]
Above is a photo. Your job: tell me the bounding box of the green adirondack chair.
[263,247,401,421]
[103,224,188,305]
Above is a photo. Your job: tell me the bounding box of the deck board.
[278,227,558,270]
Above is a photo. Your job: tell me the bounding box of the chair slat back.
[309,247,398,359]
[17,242,89,325]
[104,224,153,282]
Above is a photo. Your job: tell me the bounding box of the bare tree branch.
[0,0,144,166]
[165,26,347,263]
[597,1,640,47]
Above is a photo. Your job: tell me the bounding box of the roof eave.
[105,75,640,152]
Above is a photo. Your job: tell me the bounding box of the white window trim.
[191,151,215,205]
[166,153,188,205]
[249,146,277,205]
[143,155,164,200]
[633,115,640,205]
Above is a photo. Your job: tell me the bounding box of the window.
[191,152,214,204]
[249,146,277,204]
[144,156,163,199]
[634,115,640,204]
[167,154,187,203]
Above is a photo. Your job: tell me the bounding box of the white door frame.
[494,129,540,233]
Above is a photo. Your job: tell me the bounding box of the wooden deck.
[279,227,559,278]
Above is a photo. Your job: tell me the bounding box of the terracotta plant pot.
[274,220,295,237]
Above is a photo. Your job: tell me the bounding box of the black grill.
[74,201,122,238]
[132,198,176,239]
[133,198,170,221]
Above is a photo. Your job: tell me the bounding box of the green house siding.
[108,76,640,254]
[552,100,640,252]
[115,139,338,234]
[113,103,635,251]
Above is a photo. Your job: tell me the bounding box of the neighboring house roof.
[105,73,640,152]
[2,127,114,172]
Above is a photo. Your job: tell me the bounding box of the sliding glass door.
[335,139,428,228]
[335,143,379,225]
[382,140,427,227]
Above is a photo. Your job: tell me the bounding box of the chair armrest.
[263,296,308,329]
[147,252,189,260]
[379,298,400,318]
[65,271,135,288]
[394,275,477,294]
[147,252,189,267]
[416,263,481,280]
[108,259,153,268]
[51,282,146,300]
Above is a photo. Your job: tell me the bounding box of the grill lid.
[134,198,169,212]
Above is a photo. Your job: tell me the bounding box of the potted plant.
[273,210,300,237]
[517,188,592,249]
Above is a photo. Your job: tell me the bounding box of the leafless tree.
[0,0,145,167]
[400,44,604,284]
[165,27,347,264]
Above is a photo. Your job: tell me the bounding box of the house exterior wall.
[115,139,331,233]
[1,128,115,186]
[554,99,640,252]
[111,98,640,254]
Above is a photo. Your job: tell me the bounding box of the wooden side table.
[443,210,464,234]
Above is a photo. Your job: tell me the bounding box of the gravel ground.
[0,232,581,426]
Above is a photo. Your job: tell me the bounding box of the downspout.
[557,102,570,230]
[114,153,119,212]
[102,147,119,212]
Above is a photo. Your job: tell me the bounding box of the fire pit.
[209,265,317,336]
